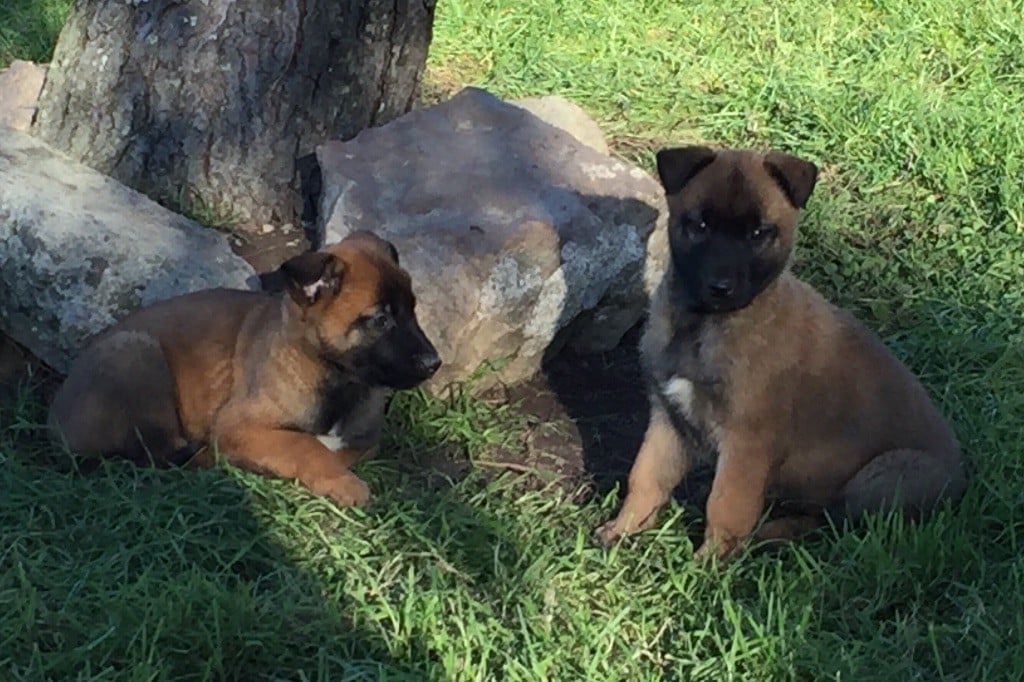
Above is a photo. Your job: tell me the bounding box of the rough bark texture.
[33,0,436,224]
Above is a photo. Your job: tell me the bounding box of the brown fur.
[596,147,966,560]
[49,231,440,506]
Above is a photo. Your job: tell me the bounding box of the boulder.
[0,60,46,132]
[0,128,256,374]
[311,87,667,389]
[510,95,610,155]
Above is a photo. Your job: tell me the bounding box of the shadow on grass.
[0,367,523,680]
[539,321,715,509]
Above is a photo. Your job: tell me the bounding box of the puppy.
[596,146,966,559]
[49,231,441,505]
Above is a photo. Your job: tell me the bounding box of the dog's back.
[720,273,964,511]
[49,288,276,464]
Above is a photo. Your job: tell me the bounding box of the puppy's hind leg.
[840,448,967,522]
[49,331,188,466]
[749,515,824,554]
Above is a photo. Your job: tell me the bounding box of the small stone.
[260,223,274,234]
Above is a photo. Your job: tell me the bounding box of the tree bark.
[33,0,436,224]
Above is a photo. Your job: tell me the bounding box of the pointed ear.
[763,151,818,209]
[384,240,400,266]
[279,251,344,306]
[655,146,717,194]
[345,230,401,266]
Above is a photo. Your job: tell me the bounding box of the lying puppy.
[597,146,967,559]
[49,231,440,505]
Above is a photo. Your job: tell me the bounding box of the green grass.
[0,0,71,68]
[4,0,1024,679]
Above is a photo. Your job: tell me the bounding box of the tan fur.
[49,231,434,506]
[597,148,967,560]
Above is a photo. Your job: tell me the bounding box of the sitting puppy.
[597,146,967,559]
[49,231,440,506]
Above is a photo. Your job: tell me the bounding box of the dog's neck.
[267,300,360,382]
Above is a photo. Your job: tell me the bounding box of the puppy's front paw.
[693,536,740,564]
[315,474,371,507]
[594,519,625,547]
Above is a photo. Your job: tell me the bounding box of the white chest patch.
[316,434,349,451]
[662,376,696,418]
[316,388,388,452]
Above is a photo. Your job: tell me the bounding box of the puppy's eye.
[365,309,393,331]
[750,224,778,242]
[687,219,708,237]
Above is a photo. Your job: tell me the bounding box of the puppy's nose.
[708,279,735,298]
[418,352,442,376]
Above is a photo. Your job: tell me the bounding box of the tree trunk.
[32,0,436,225]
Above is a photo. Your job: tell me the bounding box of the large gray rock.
[0,128,256,373]
[0,60,46,132]
[510,95,610,155]
[313,87,667,389]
